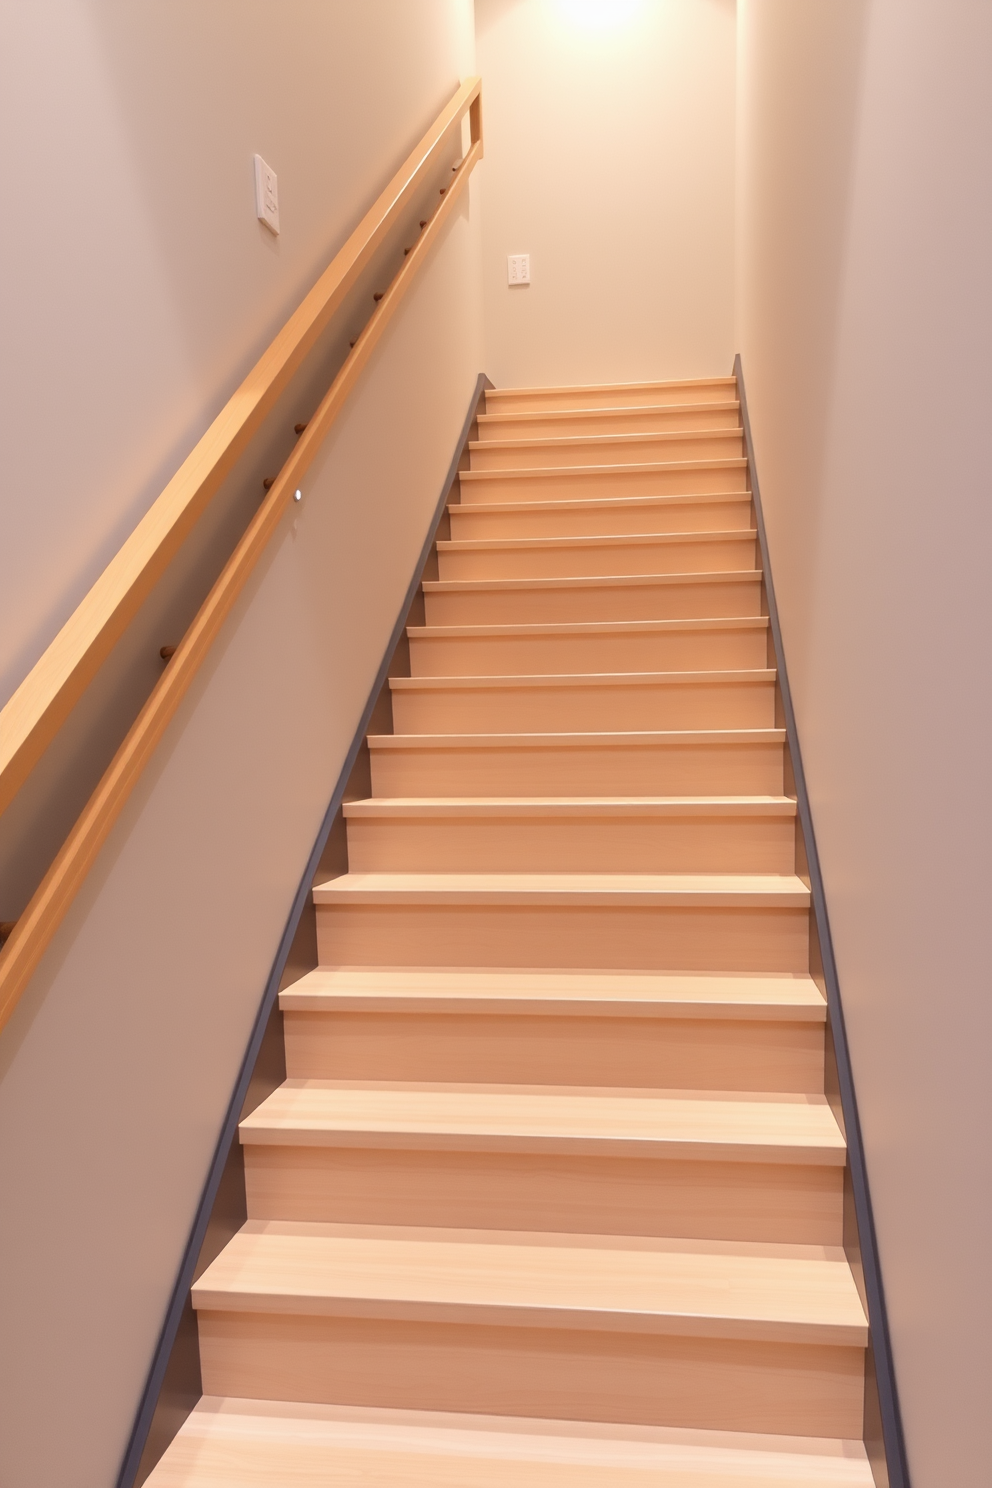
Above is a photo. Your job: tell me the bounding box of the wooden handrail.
[0,81,483,1034]
[0,76,481,820]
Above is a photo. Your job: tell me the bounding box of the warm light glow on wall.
[555,0,644,33]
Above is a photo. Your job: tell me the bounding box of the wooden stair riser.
[436,535,758,582]
[243,1147,843,1246]
[458,463,747,505]
[475,403,742,441]
[368,737,787,798]
[316,904,810,974]
[448,494,754,540]
[196,1312,864,1439]
[422,576,764,626]
[485,380,739,413]
[283,1010,825,1092]
[389,677,776,734]
[408,624,769,677]
[468,432,744,472]
[343,812,798,876]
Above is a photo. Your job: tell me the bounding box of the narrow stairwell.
[147,377,874,1487]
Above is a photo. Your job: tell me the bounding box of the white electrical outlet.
[254,154,280,235]
[507,253,531,286]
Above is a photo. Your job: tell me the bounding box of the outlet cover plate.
[507,253,531,285]
[254,154,280,235]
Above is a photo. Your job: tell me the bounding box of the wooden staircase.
[147,378,874,1487]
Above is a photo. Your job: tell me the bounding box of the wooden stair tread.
[478,398,742,426]
[460,458,748,484]
[423,570,762,595]
[146,1397,874,1488]
[191,1220,867,1345]
[391,670,775,691]
[467,429,743,454]
[410,618,769,638]
[486,376,739,400]
[438,529,755,554]
[312,873,810,907]
[368,729,787,750]
[279,968,825,1020]
[344,797,797,819]
[240,1080,846,1163]
[450,490,752,515]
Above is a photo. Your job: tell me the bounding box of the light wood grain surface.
[145,1397,874,1488]
[239,1081,846,1165]
[278,968,825,1019]
[191,1220,867,1347]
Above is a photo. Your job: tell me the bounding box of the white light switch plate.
[254,154,280,235]
[507,253,531,285]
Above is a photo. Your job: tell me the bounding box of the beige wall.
[475,0,736,388]
[736,4,992,1484]
[0,0,475,714]
[0,5,481,1485]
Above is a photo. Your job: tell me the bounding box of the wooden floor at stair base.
[145,1397,875,1488]
[367,731,788,797]
[195,1313,863,1440]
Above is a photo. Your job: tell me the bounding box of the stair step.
[314,873,809,908]
[343,796,797,874]
[278,968,828,1107]
[192,1220,867,1348]
[314,874,809,975]
[241,1081,845,1165]
[367,730,787,797]
[145,1397,875,1488]
[436,531,758,582]
[345,796,796,815]
[458,458,748,504]
[408,617,770,675]
[449,490,753,539]
[191,1222,866,1434]
[239,1083,844,1243]
[280,968,825,1020]
[423,571,763,625]
[476,398,742,441]
[485,376,739,413]
[389,670,776,734]
[468,430,744,472]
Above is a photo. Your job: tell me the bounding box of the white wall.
[736,4,992,1484]
[0,5,481,1485]
[475,0,736,388]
